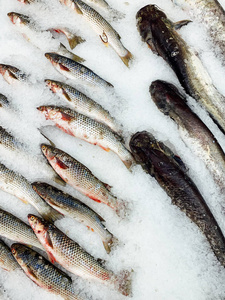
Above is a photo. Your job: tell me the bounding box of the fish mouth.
[7,12,15,23]
[45,79,61,93]
[0,65,6,76]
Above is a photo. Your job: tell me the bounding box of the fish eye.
[30,216,35,221]
[11,249,16,254]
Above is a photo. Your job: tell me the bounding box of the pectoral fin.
[173,20,192,30]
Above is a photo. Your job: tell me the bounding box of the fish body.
[130,131,225,267]
[150,80,225,191]
[45,53,113,88]
[28,215,131,296]
[0,208,42,250]
[0,94,10,108]
[11,244,82,300]
[38,106,132,168]
[59,0,132,66]
[172,0,225,60]
[136,5,225,134]
[0,239,18,271]
[45,79,119,132]
[0,163,62,222]
[32,182,115,253]
[0,64,27,84]
[41,144,122,213]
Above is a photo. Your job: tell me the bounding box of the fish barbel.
[45,53,113,88]
[0,208,43,250]
[32,182,115,253]
[136,5,225,134]
[150,80,225,191]
[0,163,62,222]
[172,0,225,61]
[28,215,132,296]
[0,64,27,84]
[11,244,83,300]
[37,106,132,168]
[0,239,18,271]
[45,79,119,132]
[130,131,225,267]
[41,144,124,214]
[59,0,132,66]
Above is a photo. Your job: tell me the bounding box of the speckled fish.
[0,239,18,271]
[28,215,131,296]
[32,182,115,253]
[45,53,113,88]
[150,80,225,191]
[7,12,84,63]
[136,5,225,134]
[0,163,62,222]
[0,64,27,84]
[0,208,43,250]
[45,79,119,132]
[59,0,132,66]
[49,28,85,50]
[37,106,132,168]
[0,94,10,108]
[130,131,225,267]
[172,0,225,61]
[11,244,83,300]
[41,144,125,215]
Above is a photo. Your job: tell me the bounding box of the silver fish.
[32,182,116,253]
[0,163,62,222]
[0,208,43,250]
[0,239,19,271]
[45,79,119,132]
[45,53,113,88]
[59,0,132,66]
[11,244,83,300]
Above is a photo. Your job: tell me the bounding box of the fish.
[0,64,27,84]
[17,0,35,3]
[0,208,43,250]
[11,244,83,300]
[28,215,132,296]
[45,79,119,132]
[150,80,225,191]
[0,239,19,271]
[59,0,132,66]
[0,94,10,108]
[172,0,225,61]
[130,131,225,267]
[7,12,84,63]
[136,4,225,134]
[0,163,62,222]
[49,28,85,50]
[45,53,113,88]
[37,106,132,168]
[41,144,125,215]
[32,182,116,253]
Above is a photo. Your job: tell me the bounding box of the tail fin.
[103,236,118,254]
[114,270,132,296]
[120,50,133,67]
[68,35,85,50]
[42,207,64,223]
[122,157,135,170]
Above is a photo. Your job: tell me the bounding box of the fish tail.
[68,36,85,50]
[42,208,64,223]
[122,157,134,169]
[114,270,132,296]
[103,235,118,254]
[120,50,133,67]
[115,199,130,218]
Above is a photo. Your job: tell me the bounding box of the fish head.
[45,79,63,95]
[32,182,51,199]
[150,80,187,117]
[11,243,30,261]
[7,12,30,26]
[37,106,65,121]
[28,214,49,237]
[0,64,20,84]
[41,144,57,161]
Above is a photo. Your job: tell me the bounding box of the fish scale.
[0,126,22,152]
[0,239,19,271]
[0,163,62,223]
[0,208,43,250]
[11,244,83,300]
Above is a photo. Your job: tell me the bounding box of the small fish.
[37,106,132,168]
[0,64,27,84]
[0,239,19,271]
[11,244,83,300]
[150,80,225,191]
[0,208,43,250]
[0,163,62,222]
[49,28,85,49]
[8,12,84,63]
[0,94,10,108]
[45,53,113,88]
[28,215,132,296]
[136,5,225,135]
[41,144,124,215]
[45,79,119,132]
[59,0,132,66]
[130,131,225,267]
[32,182,116,253]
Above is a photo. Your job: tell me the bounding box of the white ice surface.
[1,0,225,299]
